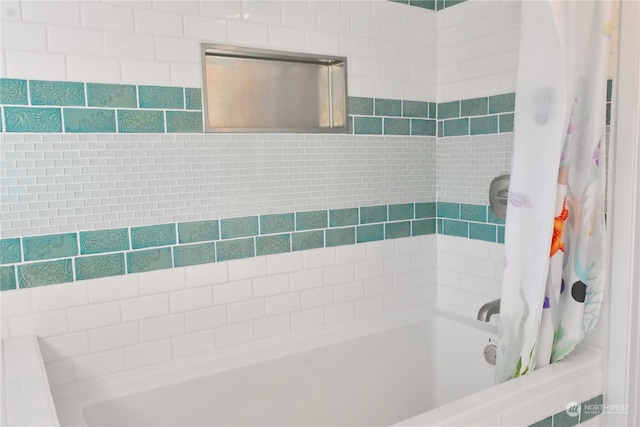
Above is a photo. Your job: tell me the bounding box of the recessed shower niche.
[201,44,348,133]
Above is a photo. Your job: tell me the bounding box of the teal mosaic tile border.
[388,0,467,11]
[0,78,202,133]
[437,93,516,137]
[0,202,440,291]
[0,201,513,291]
[1,78,612,135]
[349,97,437,136]
[436,79,613,137]
[528,394,603,427]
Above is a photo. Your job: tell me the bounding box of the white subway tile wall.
[0,0,438,101]
[436,234,504,318]
[436,132,514,204]
[436,0,521,102]
[0,235,437,386]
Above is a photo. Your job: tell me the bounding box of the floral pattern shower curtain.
[496,0,611,383]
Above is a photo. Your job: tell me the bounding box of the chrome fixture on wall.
[477,298,501,322]
[489,174,510,220]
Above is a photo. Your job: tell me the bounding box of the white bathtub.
[49,307,602,426]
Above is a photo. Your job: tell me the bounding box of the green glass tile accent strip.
[127,247,173,273]
[75,253,125,281]
[292,230,324,251]
[389,203,414,221]
[606,103,611,126]
[348,97,374,115]
[178,220,219,244]
[357,224,384,243]
[409,0,436,10]
[354,117,382,135]
[443,118,469,136]
[412,219,436,236]
[296,210,328,231]
[488,209,506,225]
[460,97,488,117]
[0,108,2,132]
[87,83,137,108]
[402,100,428,118]
[1,201,524,292]
[117,110,164,133]
[470,115,498,135]
[441,0,467,10]
[29,80,84,106]
[499,113,514,133]
[130,224,176,249]
[0,266,17,291]
[375,98,401,116]
[606,79,612,102]
[0,79,28,105]
[256,234,291,256]
[442,219,469,238]
[384,118,410,135]
[415,202,436,218]
[166,110,203,133]
[461,204,487,222]
[326,227,355,247]
[437,0,444,9]
[173,242,216,267]
[489,93,516,114]
[260,213,294,235]
[385,221,411,239]
[437,202,460,219]
[18,259,73,288]
[437,101,460,119]
[23,233,78,261]
[528,417,552,427]
[216,238,254,261]
[221,216,259,239]
[80,228,129,255]
[329,208,358,227]
[0,238,21,264]
[553,407,580,427]
[63,108,116,133]
[4,107,62,132]
[469,223,497,242]
[581,394,603,423]
[437,120,443,137]
[428,102,436,119]
[185,88,202,110]
[360,205,387,224]
[411,119,436,136]
[138,85,184,109]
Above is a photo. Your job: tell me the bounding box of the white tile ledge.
[1,335,60,426]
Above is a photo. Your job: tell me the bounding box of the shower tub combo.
[6,306,603,426]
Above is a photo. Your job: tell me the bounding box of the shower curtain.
[496,0,611,383]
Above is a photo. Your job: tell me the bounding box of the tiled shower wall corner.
[0,4,616,421]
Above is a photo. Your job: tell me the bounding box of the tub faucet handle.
[477,299,501,322]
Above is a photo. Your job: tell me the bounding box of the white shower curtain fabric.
[496,0,611,383]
